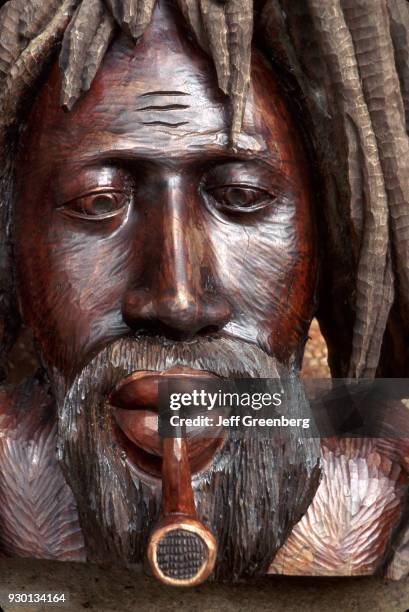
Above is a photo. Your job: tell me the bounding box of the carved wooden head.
[7,1,321,581]
[2,0,409,586]
[14,4,317,379]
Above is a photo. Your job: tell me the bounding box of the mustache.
[52,333,285,405]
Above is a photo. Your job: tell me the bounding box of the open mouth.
[109,366,225,478]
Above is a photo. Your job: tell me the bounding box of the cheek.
[13,208,136,373]
[209,207,316,361]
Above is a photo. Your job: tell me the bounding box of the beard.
[51,334,321,581]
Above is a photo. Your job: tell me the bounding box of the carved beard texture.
[52,336,321,581]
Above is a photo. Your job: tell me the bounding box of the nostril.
[196,325,220,336]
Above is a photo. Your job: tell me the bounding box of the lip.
[109,366,225,478]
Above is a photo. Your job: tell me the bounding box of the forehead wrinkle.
[28,48,284,172]
[133,95,192,128]
[137,104,190,111]
[135,90,191,113]
[137,89,190,99]
[29,100,275,173]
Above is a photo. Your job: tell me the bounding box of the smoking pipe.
[110,368,217,586]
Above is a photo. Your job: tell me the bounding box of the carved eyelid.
[201,159,293,200]
[207,184,270,193]
[205,186,276,216]
[61,186,126,205]
[205,184,275,205]
[58,189,130,221]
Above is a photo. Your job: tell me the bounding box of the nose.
[122,177,231,340]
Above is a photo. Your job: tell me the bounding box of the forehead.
[22,30,306,171]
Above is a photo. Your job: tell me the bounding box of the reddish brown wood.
[160,437,196,517]
[13,2,317,382]
[0,379,84,561]
[111,367,217,585]
[5,6,322,581]
[1,0,409,587]
[147,435,217,586]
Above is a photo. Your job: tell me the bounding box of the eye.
[59,190,129,220]
[206,185,274,213]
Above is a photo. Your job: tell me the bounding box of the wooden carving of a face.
[12,1,320,581]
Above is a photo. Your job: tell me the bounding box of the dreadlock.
[0,0,408,380]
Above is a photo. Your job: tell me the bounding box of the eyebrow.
[77,146,280,171]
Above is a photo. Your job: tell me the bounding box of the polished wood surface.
[0,0,409,587]
[110,367,217,586]
[8,2,321,582]
[111,367,217,585]
[13,3,316,382]
[147,437,217,586]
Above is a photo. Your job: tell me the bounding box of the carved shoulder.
[0,378,85,561]
[270,437,409,577]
